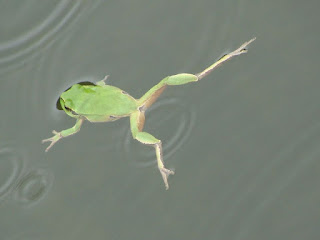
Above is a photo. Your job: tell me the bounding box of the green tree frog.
[43,38,255,189]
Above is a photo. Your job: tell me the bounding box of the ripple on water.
[12,169,53,207]
[122,98,196,167]
[0,147,23,202]
[0,0,82,73]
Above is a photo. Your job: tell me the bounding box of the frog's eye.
[56,97,63,110]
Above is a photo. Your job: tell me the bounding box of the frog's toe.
[42,131,62,152]
[159,167,175,190]
[43,141,55,152]
[42,136,53,144]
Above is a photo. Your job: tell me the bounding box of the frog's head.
[56,81,96,110]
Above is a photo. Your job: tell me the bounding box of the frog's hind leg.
[130,110,174,190]
[137,38,255,110]
[137,73,198,110]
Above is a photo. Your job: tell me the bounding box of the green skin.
[43,38,255,190]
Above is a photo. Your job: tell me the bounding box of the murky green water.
[1,1,319,239]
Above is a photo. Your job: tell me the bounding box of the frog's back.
[61,83,138,118]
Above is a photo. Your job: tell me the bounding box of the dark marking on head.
[65,106,78,116]
[56,98,63,110]
[77,81,96,86]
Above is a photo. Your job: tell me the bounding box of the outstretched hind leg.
[138,38,256,109]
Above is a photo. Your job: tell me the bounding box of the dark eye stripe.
[64,106,78,116]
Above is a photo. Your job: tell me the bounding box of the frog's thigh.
[130,111,159,144]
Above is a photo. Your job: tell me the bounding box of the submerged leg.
[138,38,255,108]
[130,111,174,189]
[42,118,84,152]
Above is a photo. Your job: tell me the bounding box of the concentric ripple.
[0,0,82,73]
[12,169,53,207]
[0,147,23,202]
[122,98,196,167]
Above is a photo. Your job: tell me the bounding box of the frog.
[42,38,255,190]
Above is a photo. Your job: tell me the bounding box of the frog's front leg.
[42,118,84,152]
[130,111,174,190]
[95,75,109,86]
